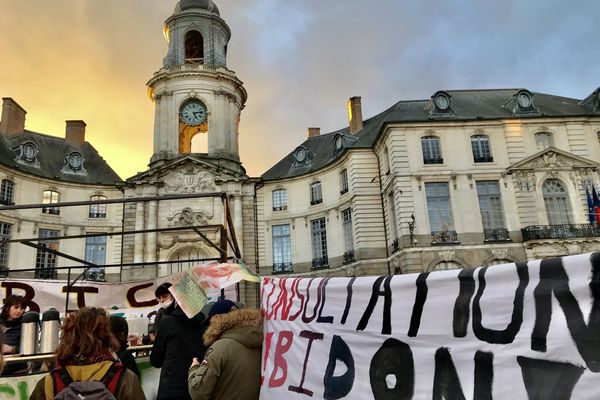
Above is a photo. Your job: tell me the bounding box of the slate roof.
[0,130,122,185]
[262,88,600,181]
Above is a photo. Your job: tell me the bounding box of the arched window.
[543,179,572,225]
[272,189,287,211]
[169,246,205,274]
[89,195,107,218]
[471,135,493,162]
[432,261,462,271]
[185,30,204,64]
[421,136,443,164]
[535,132,554,150]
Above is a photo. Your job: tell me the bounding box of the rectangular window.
[340,169,349,194]
[89,195,107,218]
[272,189,287,211]
[272,224,292,273]
[311,218,328,269]
[42,190,60,215]
[84,234,107,281]
[422,136,443,164]
[36,229,59,279]
[426,182,455,232]
[0,180,15,205]
[476,181,509,241]
[310,182,322,205]
[0,222,11,276]
[342,208,354,263]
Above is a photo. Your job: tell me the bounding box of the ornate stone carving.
[157,235,204,250]
[491,249,508,259]
[163,166,216,193]
[439,251,455,262]
[167,207,213,226]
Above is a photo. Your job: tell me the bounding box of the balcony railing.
[312,258,329,270]
[484,228,511,242]
[343,251,355,264]
[35,268,57,279]
[310,199,323,206]
[522,224,600,242]
[474,156,494,163]
[84,268,106,282]
[42,207,60,215]
[272,262,293,274]
[431,230,459,245]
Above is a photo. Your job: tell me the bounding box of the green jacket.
[188,308,262,400]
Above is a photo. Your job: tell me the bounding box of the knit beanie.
[208,299,237,319]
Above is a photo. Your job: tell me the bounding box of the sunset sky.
[1,0,599,179]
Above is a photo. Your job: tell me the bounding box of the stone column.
[133,200,145,264]
[234,195,243,255]
[146,199,158,263]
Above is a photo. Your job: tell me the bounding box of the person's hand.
[128,334,141,346]
[2,344,14,354]
[191,357,200,368]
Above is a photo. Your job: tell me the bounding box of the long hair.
[55,307,119,366]
[0,295,27,320]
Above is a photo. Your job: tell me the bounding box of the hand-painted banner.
[0,271,235,321]
[260,252,600,399]
[170,261,261,318]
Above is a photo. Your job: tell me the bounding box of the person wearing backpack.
[30,307,146,400]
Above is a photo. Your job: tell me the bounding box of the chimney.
[65,120,86,147]
[307,127,320,138]
[348,96,363,134]
[0,98,27,135]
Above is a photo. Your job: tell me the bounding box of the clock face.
[517,92,532,108]
[181,101,207,126]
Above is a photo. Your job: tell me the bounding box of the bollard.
[20,311,40,355]
[40,308,60,353]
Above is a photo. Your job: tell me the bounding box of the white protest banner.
[260,252,600,399]
[0,274,235,317]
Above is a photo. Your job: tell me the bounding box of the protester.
[30,307,146,400]
[110,315,140,378]
[154,282,175,333]
[0,294,28,375]
[188,299,262,400]
[151,286,207,400]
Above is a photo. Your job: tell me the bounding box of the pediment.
[508,147,599,172]
[126,155,243,185]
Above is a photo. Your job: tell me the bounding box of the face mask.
[160,299,173,310]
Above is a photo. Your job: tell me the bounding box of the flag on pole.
[586,185,595,224]
[593,185,600,224]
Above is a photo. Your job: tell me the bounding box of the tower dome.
[179,0,220,15]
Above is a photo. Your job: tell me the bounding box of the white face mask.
[160,299,173,309]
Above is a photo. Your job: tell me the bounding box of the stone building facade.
[1,0,600,308]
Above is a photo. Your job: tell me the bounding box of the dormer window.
[13,141,40,167]
[580,87,600,112]
[291,146,314,171]
[511,89,538,114]
[62,152,87,175]
[428,91,453,116]
[185,30,204,64]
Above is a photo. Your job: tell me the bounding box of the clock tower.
[147,0,247,173]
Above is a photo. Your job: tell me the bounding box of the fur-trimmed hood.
[203,308,263,347]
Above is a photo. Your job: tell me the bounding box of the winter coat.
[29,359,146,400]
[0,317,27,375]
[151,306,207,400]
[188,308,263,400]
[117,341,140,378]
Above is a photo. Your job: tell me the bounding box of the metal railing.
[343,251,355,264]
[431,230,459,245]
[272,262,293,274]
[311,258,329,270]
[484,228,510,242]
[522,223,600,241]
